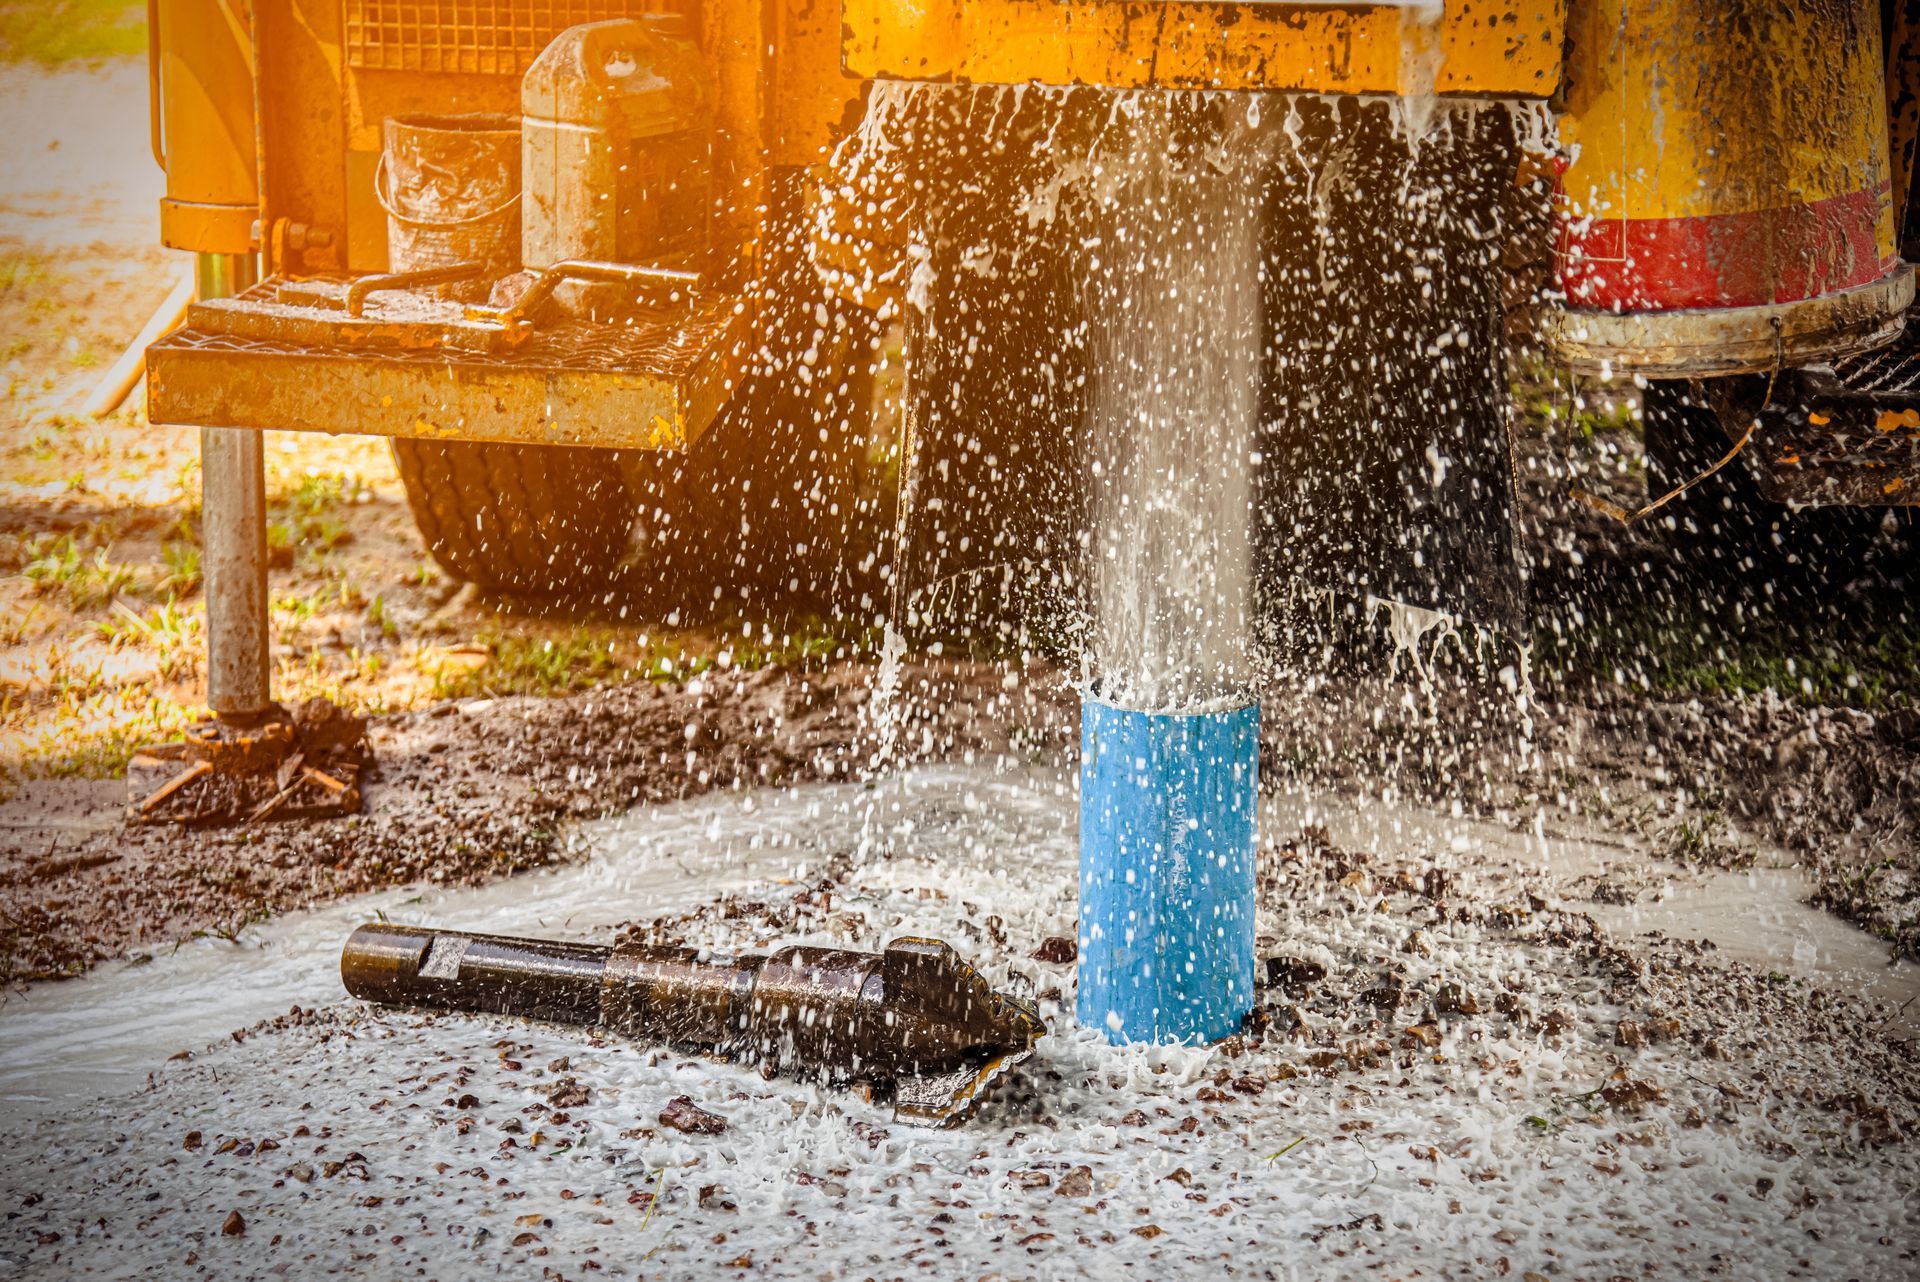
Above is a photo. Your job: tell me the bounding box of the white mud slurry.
[3,763,1917,1279]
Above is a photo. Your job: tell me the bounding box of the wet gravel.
[2,796,1914,1279]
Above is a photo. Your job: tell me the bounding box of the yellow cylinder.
[1547,0,1911,374]
[150,0,259,255]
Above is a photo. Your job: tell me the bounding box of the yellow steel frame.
[150,0,259,254]
[841,0,1565,98]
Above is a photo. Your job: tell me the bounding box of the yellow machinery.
[142,2,1916,720]
[1546,0,1911,375]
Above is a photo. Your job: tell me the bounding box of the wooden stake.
[132,760,214,816]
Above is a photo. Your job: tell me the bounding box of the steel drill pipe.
[341,924,1044,1126]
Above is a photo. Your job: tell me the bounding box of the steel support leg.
[194,251,272,720]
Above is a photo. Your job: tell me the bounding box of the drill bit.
[340,924,1044,1126]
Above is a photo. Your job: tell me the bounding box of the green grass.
[0,0,146,64]
[268,472,357,562]
[14,688,196,782]
[96,596,201,679]
[1660,807,1744,868]
[157,539,200,596]
[365,593,397,639]
[272,587,325,642]
[427,618,862,701]
[1511,361,1642,442]
[1661,643,1913,708]
[22,532,139,609]
[456,634,626,699]
[1537,600,1920,713]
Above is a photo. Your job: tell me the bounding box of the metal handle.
[483,259,704,331]
[345,263,484,316]
[372,152,522,229]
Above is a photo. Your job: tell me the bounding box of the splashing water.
[831,86,1561,716]
[865,619,910,773]
[1080,95,1269,712]
[1368,593,1461,687]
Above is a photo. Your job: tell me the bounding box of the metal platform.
[147,282,751,452]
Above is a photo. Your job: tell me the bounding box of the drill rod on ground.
[341,924,1044,1126]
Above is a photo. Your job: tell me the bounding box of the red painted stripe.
[1554,184,1895,311]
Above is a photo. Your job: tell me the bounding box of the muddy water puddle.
[1275,787,1917,1029]
[3,765,1912,1114]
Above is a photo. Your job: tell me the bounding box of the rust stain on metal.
[148,283,749,451]
[839,0,1565,97]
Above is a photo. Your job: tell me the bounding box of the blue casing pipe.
[1077,695,1258,1044]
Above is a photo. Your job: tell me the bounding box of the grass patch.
[22,531,139,609]
[425,632,650,701]
[1511,362,1643,442]
[1542,604,1920,712]
[0,0,146,64]
[1,685,197,784]
[1659,640,1917,708]
[426,618,861,701]
[1659,807,1747,868]
[157,538,200,595]
[96,596,202,679]
[268,472,359,562]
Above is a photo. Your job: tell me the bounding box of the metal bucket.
[377,113,521,298]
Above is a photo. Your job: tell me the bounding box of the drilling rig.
[145,1,1916,1046]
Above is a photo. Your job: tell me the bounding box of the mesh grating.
[1829,322,1920,396]
[160,322,720,378]
[344,0,673,76]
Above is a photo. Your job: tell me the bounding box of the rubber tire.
[389,438,634,593]
[673,303,883,606]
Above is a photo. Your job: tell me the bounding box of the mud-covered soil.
[0,659,1074,983]
[4,768,1915,1279]
[1264,671,1920,958]
[1512,413,1919,957]
[6,629,1913,988]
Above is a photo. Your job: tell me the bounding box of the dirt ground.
[3,759,1916,1279]
[0,53,1915,986]
[0,657,1074,980]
